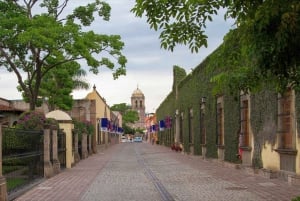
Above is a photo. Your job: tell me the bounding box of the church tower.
[131,86,145,130]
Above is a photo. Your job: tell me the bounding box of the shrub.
[73,119,94,136]
[16,111,46,130]
[84,120,94,135]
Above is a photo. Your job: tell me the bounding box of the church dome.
[132,87,144,97]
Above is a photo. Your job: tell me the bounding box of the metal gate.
[57,129,66,169]
[2,128,44,194]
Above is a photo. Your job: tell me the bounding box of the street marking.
[135,148,175,201]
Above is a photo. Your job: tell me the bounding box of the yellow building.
[86,85,111,150]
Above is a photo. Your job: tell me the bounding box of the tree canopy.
[38,62,89,111]
[110,103,139,134]
[110,103,139,124]
[0,0,127,110]
[132,0,300,93]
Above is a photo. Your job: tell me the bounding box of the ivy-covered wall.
[250,89,278,167]
[223,95,240,162]
[156,47,300,166]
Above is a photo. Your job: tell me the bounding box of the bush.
[16,111,46,130]
[73,119,94,136]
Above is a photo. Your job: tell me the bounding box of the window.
[140,100,143,108]
[135,100,138,108]
[278,89,293,149]
[240,99,250,147]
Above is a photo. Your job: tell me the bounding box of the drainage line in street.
[135,149,175,201]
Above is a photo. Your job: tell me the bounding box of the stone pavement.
[13,143,300,201]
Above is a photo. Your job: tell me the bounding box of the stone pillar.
[51,128,60,174]
[92,130,97,154]
[59,123,74,169]
[175,110,180,144]
[105,131,109,148]
[81,133,88,159]
[44,128,54,178]
[0,125,7,201]
[88,135,92,155]
[74,132,80,163]
[202,145,207,159]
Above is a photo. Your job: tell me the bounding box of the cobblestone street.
[15,143,300,201]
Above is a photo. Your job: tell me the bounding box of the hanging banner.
[159,120,165,131]
[100,118,108,131]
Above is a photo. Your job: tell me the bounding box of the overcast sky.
[0,1,234,113]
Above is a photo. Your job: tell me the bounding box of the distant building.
[131,87,145,130]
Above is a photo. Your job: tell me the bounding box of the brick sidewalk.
[13,144,121,201]
[144,144,300,201]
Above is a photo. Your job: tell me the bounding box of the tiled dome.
[132,87,144,97]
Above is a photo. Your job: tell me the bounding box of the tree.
[0,0,127,110]
[111,103,139,134]
[132,0,300,92]
[111,103,139,124]
[38,62,90,111]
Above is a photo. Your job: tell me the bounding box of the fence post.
[0,125,7,201]
[51,127,60,174]
[81,132,88,159]
[44,127,54,178]
[73,131,80,163]
[88,135,92,155]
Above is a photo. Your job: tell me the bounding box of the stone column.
[92,130,97,154]
[88,135,92,155]
[81,133,88,159]
[105,131,109,148]
[0,125,7,201]
[44,127,53,178]
[175,110,180,144]
[74,132,80,163]
[51,127,60,174]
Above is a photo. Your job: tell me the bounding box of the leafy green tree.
[110,103,131,114]
[111,103,139,134]
[111,103,139,124]
[39,62,89,111]
[0,0,127,110]
[132,0,300,92]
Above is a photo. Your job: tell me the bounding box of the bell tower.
[131,86,145,130]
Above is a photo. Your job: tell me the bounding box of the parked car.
[121,136,127,143]
[134,136,142,142]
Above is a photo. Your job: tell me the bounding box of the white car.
[121,136,127,143]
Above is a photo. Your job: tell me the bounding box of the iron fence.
[2,128,44,194]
